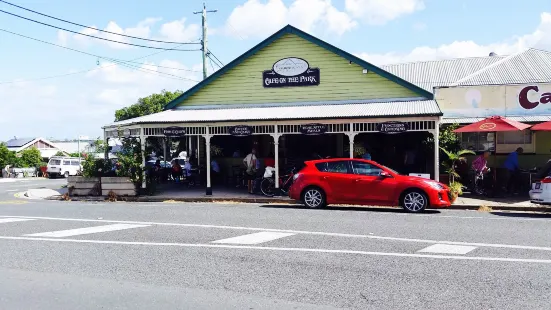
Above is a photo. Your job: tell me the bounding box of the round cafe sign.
[479,123,497,130]
[272,57,309,77]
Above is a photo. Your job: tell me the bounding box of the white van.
[47,156,82,178]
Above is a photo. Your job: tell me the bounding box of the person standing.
[243,148,257,194]
[503,147,523,194]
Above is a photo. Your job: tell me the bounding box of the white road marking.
[3,215,551,252]
[0,218,35,223]
[0,235,550,264]
[25,224,149,238]
[5,190,18,192]
[418,244,477,255]
[212,232,295,244]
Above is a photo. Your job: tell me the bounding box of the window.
[351,161,383,176]
[49,159,61,165]
[71,161,80,166]
[461,132,495,152]
[63,161,70,165]
[496,130,532,144]
[315,161,349,174]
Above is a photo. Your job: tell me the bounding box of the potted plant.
[440,147,475,203]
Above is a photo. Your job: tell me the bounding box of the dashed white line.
[418,244,477,255]
[25,224,149,238]
[0,235,550,264]
[3,215,551,252]
[0,218,35,223]
[212,232,295,244]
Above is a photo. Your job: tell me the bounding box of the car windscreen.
[49,159,61,165]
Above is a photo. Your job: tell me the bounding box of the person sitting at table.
[471,151,491,190]
[503,147,523,194]
[210,159,220,185]
[171,160,182,182]
[472,151,490,174]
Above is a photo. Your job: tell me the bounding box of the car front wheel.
[302,187,326,208]
[400,190,428,213]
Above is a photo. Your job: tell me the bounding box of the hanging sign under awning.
[229,125,254,137]
[262,57,320,88]
[300,123,327,135]
[376,121,409,134]
[163,126,186,137]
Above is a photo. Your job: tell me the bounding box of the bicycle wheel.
[260,178,275,197]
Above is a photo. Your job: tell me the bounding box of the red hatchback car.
[288,158,451,212]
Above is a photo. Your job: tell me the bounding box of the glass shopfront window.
[461,132,495,152]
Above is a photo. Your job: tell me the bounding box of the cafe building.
[103,25,443,195]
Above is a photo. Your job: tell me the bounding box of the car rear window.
[315,161,349,173]
[49,159,61,165]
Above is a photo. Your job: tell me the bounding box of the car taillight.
[542,177,551,183]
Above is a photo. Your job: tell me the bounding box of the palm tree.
[440,147,475,182]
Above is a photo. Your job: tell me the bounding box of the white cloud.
[225,0,357,39]
[357,12,551,65]
[344,0,425,25]
[157,18,201,42]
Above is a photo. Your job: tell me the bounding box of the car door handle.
[354,179,361,182]
[322,176,328,180]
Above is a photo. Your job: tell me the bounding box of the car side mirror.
[380,171,392,178]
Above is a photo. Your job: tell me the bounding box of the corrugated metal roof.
[106,100,441,127]
[451,49,551,86]
[442,115,551,124]
[5,138,34,147]
[382,55,505,92]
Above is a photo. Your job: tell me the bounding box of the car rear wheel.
[64,171,70,178]
[302,187,326,208]
[400,190,428,213]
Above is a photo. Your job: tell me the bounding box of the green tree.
[114,90,183,122]
[19,147,43,168]
[54,151,65,157]
[0,143,10,169]
[439,124,462,153]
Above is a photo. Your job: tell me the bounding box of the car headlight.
[424,181,444,190]
[293,173,301,181]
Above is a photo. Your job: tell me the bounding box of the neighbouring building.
[5,137,66,159]
[383,48,551,167]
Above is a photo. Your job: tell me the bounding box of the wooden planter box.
[68,176,101,196]
[101,177,137,196]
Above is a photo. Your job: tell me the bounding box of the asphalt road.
[1,180,551,309]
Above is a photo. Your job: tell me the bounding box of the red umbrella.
[453,116,531,133]
[530,120,551,131]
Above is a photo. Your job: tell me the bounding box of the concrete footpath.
[27,189,551,212]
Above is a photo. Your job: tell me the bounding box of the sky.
[1,0,551,141]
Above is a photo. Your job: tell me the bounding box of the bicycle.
[260,167,297,197]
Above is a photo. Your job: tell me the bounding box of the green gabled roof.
[164,25,434,110]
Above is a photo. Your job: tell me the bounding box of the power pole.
[194,2,217,80]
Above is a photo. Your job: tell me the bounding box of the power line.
[0,9,201,51]
[207,49,224,67]
[0,28,200,83]
[207,54,221,69]
[0,0,200,45]
[208,56,216,74]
